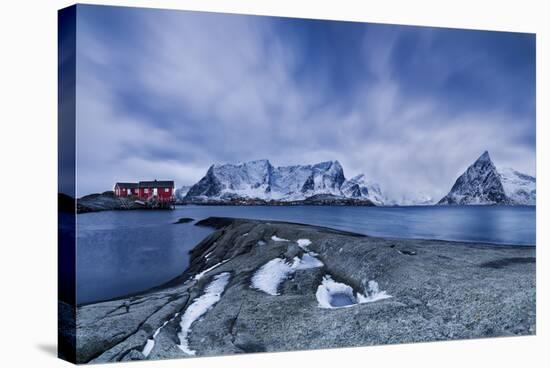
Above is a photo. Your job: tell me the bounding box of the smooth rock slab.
[76,217,535,362]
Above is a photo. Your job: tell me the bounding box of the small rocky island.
[71,217,535,363]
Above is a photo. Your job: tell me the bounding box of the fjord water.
[76,205,535,304]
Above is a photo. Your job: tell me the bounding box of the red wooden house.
[138,180,175,202]
[114,182,138,197]
[114,180,175,202]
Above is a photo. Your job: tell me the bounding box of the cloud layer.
[74,5,535,200]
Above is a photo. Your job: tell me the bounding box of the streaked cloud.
[74,5,535,200]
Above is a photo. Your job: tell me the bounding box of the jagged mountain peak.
[477,150,491,162]
[439,151,535,205]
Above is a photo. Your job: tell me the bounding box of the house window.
[153,188,158,196]
[164,188,169,192]
[144,188,149,194]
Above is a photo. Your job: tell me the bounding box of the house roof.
[139,180,174,188]
[115,182,138,188]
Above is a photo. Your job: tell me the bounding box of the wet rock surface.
[75,217,536,363]
[173,217,195,224]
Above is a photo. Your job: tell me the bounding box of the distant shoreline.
[62,192,536,215]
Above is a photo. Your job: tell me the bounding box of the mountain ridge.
[184,159,384,205]
[178,153,535,206]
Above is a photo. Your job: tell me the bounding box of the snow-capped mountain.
[387,193,435,206]
[184,159,385,204]
[438,151,535,205]
[175,185,191,201]
[340,174,386,205]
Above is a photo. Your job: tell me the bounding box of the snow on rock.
[142,339,155,357]
[251,253,324,295]
[271,235,289,242]
[177,272,231,355]
[316,275,390,309]
[251,258,299,295]
[316,276,357,308]
[257,240,267,246]
[357,280,392,303]
[295,253,324,270]
[142,312,181,357]
[296,239,312,249]
[194,260,229,281]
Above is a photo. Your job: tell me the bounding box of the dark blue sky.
[74,5,535,200]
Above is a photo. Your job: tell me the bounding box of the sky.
[73,4,536,200]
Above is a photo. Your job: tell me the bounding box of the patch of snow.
[251,258,299,295]
[194,260,228,281]
[142,339,155,357]
[316,275,391,309]
[271,235,289,242]
[177,272,231,355]
[251,252,323,295]
[141,312,180,357]
[356,280,392,303]
[316,276,357,309]
[257,240,267,246]
[242,233,249,237]
[296,239,312,249]
[295,253,324,270]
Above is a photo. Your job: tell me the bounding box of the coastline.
[71,217,536,363]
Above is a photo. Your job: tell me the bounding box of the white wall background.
[0,0,547,367]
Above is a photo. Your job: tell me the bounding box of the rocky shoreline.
[75,192,175,213]
[70,217,536,363]
[75,192,145,213]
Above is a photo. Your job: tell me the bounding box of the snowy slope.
[175,185,191,200]
[498,167,536,205]
[185,159,386,204]
[387,193,435,206]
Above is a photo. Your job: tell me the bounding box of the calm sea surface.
[76,205,535,304]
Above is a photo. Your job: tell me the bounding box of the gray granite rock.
[77,217,535,363]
